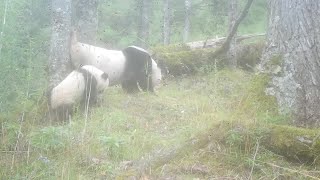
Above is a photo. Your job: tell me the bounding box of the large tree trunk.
[163,0,171,45]
[261,0,320,127]
[137,0,152,48]
[49,0,72,88]
[73,0,98,44]
[227,0,238,68]
[183,0,191,43]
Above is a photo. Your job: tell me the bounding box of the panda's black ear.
[101,73,108,80]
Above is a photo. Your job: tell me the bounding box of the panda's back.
[71,42,126,86]
[50,71,85,109]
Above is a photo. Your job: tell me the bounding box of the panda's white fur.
[50,70,85,110]
[70,31,161,92]
[71,42,126,86]
[151,59,162,88]
[81,65,110,91]
[49,65,109,120]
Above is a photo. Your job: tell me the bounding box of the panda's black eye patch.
[101,73,108,80]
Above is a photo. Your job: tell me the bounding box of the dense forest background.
[0,0,267,114]
[2,0,320,179]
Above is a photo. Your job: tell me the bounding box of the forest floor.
[1,69,320,179]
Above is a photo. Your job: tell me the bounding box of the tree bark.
[261,0,320,127]
[137,0,152,48]
[183,0,191,43]
[49,0,72,88]
[163,0,171,45]
[73,0,98,44]
[227,0,238,68]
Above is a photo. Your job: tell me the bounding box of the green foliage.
[0,0,49,113]
[98,135,125,158]
[0,121,20,149]
[237,40,265,71]
[2,68,316,179]
[30,126,70,151]
[98,0,267,47]
[0,0,293,178]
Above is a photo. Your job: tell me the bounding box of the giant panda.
[48,65,109,121]
[70,31,162,93]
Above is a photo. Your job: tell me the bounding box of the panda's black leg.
[122,80,140,93]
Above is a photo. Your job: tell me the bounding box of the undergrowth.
[1,70,318,179]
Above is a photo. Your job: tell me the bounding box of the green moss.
[152,41,265,76]
[151,44,191,55]
[153,47,223,76]
[269,54,283,66]
[263,125,320,164]
[237,41,265,71]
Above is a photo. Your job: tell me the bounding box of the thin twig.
[259,161,320,180]
[248,139,260,180]
[0,0,10,59]
[11,112,25,171]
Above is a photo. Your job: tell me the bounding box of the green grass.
[1,70,318,179]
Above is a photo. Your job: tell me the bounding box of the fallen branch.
[261,161,320,179]
[120,123,320,177]
[186,33,265,49]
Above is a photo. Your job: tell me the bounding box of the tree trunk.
[227,0,238,68]
[49,0,72,88]
[183,0,191,43]
[137,0,152,48]
[261,0,320,127]
[73,0,98,44]
[163,0,171,45]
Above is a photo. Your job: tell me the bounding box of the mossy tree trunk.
[261,0,320,127]
[227,0,238,68]
[183,0,191,43]
[137,0,152,48]
[73,0,98,44]
[49,0,72,88]
[163,0,171,45]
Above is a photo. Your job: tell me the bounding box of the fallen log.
[186,33,265,49]
[120,123,320,177]
[152,40,265,76]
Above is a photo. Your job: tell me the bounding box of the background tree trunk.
[49,0,72,88]
[183,0,191,43]
[261,0,320,127]
[227,0,238,68]
[137,0,152,48]
[73,0,98,44]
[163,0,171,45]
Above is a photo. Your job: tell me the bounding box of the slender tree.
[183,0,191,43]
[73,0,98,44]
[261,0,320,127]
[227,0,238,68]
[49,0,72,88]
[137,0,152,48]
[163,0,171,45]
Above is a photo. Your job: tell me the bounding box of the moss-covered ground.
[1,70,319,179]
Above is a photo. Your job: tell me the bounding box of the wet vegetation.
[1,0,319,179]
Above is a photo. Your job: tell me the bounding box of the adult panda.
[70,31,161,93]
[48,65,109,121]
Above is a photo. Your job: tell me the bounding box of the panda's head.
[80,65,109,92]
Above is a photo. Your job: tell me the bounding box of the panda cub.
[48,65,109,121]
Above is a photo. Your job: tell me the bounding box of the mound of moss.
[152,40,265,76]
